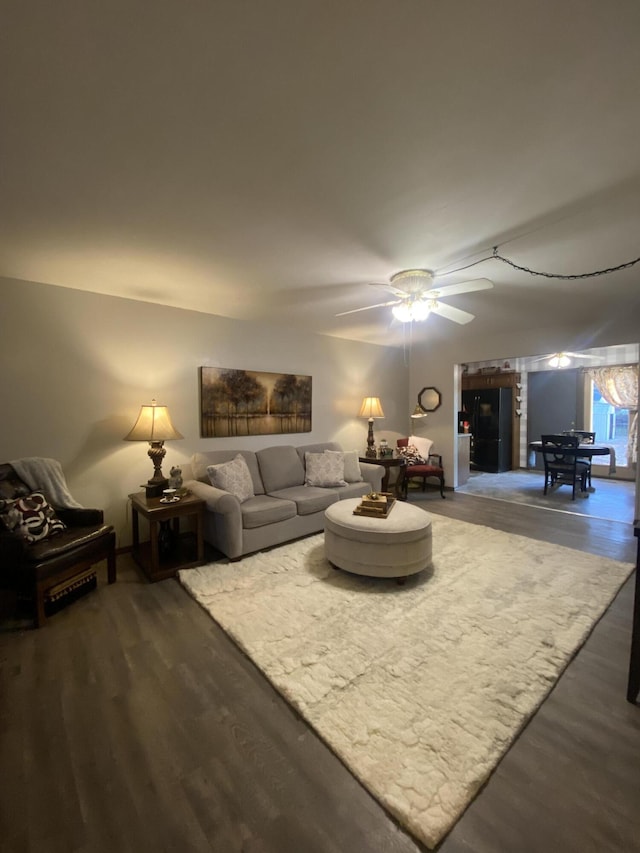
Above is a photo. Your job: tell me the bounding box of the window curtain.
[585,365,638,465]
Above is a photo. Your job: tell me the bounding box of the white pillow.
[409,435,434,462]
[305,452,347,487]
[207,454,255,502]
[326,449,363,483]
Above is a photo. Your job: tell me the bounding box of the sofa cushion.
[256,446,305,493]
[241,495,297,529]
[326,449,363,483]
[0,492,66,543]
[336,482,371,500]
[304,452,347,487]
[207,454,255,503]
[268,485,339,516]
[192,450,264,494]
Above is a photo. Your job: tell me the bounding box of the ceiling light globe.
[392,303,413,323]
[411,300,431,321]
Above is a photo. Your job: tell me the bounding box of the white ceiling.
[2,0,640,347]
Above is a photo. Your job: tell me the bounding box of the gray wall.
[526,369,579,468]
[0,277,409,546]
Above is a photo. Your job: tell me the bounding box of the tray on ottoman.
[353,492,396,518]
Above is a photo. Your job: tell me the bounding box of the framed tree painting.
[200,367,312,437]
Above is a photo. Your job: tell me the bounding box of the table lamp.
[124,399,184,497]
[359,396,385,458]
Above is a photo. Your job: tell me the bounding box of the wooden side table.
[359,456,407,499]
[130,492,205,582]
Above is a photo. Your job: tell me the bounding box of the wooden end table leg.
[196,509,204,562]
[107,533,117,583]
[149,519,159,578]
[131,505,140,556]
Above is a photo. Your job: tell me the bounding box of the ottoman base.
[324,498,432,580]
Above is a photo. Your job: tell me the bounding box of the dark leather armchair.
[396,438,446,499]
[0,463,116,627]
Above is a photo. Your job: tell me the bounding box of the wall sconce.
[124,399,184,497]
[358,397,385,458]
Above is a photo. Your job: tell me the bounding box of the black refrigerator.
[462,387,513,472]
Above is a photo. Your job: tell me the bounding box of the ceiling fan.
[336,269,493,325]
[533,351,599,368]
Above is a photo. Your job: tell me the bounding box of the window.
[591,384,629,467]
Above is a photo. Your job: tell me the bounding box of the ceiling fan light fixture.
[392,303,412,323]
[392,298,431,323]
[549,353,571,368]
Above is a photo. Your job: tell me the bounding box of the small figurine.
[168,466,183,490]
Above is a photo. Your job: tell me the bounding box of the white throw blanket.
[10,457,83,508]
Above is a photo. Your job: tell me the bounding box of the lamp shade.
[358,397,385,419]
[124,400,184,442]
[410,403,428,418]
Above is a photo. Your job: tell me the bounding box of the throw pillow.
[305,452,347,487]
[0,492,66,543]
[398,445,426,464]
[409,434,434,462]
[207,454,255,502]
[326,449,363,483]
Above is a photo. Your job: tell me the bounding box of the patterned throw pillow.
[207,454,255,502]
[326,449,363,483]
[305,452,347,487]
[409,435,433,462]
[398,445,427,464]
[409,435,434,461]
[0,492,66,543]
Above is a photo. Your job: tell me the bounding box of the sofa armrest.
[358,461,384,491]
[185,480,241,514]
[185,479,244,559]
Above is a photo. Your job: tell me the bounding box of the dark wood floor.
[1,494,639,853]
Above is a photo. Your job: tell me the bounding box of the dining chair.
[562,430,596,488]
[541,434,590,500]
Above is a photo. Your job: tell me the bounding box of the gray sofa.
[185,442,383,559]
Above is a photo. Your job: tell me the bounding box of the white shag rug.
[179,516,633,849]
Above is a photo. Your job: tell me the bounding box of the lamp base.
[365,418,377,459]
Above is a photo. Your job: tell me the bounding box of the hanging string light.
[438,246,640,280]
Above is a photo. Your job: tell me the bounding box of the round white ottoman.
[324,498,432,579]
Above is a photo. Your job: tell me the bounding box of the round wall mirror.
[418,386,442,412]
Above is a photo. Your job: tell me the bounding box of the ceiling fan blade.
[369,282,411,298]
[429,301,475,325]
[336,299,400,317]
[564,352,597,359]
[430,278,494,298]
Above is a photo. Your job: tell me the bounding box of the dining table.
[527,440,617,476]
